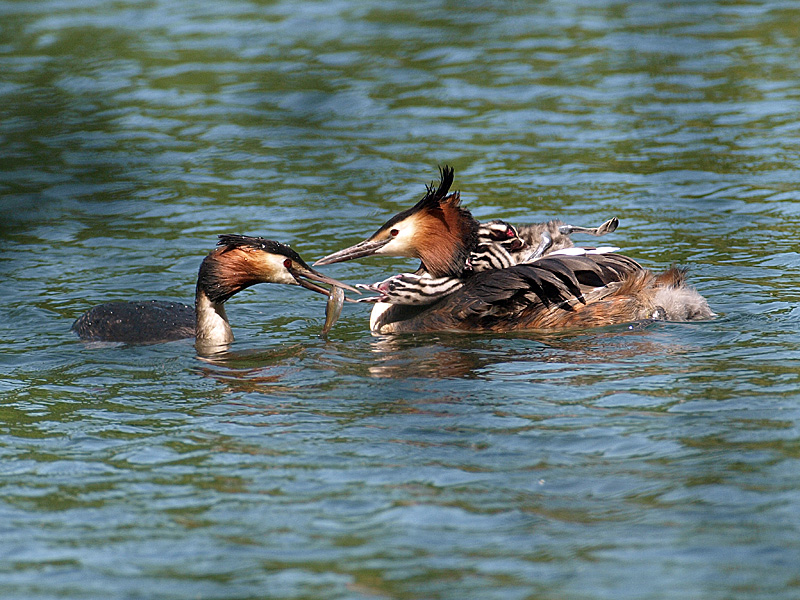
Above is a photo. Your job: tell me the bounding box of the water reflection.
[362,324,700,381]
[367,337,489,379]
[195,344,308,394]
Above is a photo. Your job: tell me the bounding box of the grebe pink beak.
[314,237,392,266]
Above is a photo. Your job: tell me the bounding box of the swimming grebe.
[315,167,714,334]
[72,234,357,347]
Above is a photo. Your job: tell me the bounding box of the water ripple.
[2,0,800,598]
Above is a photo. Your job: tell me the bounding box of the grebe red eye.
[284,259,292,268]
[390,229,399,237]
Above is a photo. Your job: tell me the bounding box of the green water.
[2,1,800,598]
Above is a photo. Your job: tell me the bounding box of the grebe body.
[316,167,714,334]
[73,300,196,344]
[73,235,356,347]
[368,255,710,334]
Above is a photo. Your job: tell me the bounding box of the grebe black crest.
[72,235,357,348]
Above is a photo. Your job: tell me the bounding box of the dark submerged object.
[72,235,357,346]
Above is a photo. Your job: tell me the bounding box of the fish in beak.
[286,262,361,296]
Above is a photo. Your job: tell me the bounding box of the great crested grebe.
[315,167,714,334]
[72,234,357,347]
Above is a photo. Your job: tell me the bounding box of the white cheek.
[378,228,415,257]
[264,254,298,285]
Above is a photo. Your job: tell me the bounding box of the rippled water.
[2,0,800,598]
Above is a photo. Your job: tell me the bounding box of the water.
[2,0,800,598]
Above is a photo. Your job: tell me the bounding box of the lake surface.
[2,0,800,598]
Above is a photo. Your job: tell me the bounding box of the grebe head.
[314,166,479,278]
[199,234,358,303]
[468,219,528,272]
[477,220,525,252]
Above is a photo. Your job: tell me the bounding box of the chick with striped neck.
[468,215,620,272]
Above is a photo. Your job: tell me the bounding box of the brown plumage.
[411,188,478,278]
[370,255,713,334]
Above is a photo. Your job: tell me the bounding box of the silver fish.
[321,286,345,336]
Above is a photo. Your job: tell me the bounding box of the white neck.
[195,291,234,347]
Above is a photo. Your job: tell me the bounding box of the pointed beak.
[313,237,392,266]
[287,264,361,296]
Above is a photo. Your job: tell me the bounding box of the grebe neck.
[192,248,242,347]
[194,288,233,346]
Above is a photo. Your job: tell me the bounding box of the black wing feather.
[374,253,645,333]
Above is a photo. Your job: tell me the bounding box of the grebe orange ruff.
[72,235,357,347]
[315,167,714,334]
